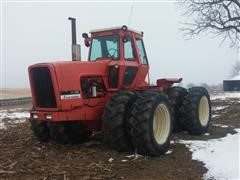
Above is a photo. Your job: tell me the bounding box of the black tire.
[30,120,49,142]
[48,122,91,144]
[128,91,173,156]
[166,86,188,132]
[48,122,69,144]
[102,90,137,151]
[180,87,211,135]
[68,122,92,143]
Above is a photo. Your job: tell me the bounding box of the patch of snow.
[204,133,210,136]
[0,109,29,129]
[125,153,143,159]
[178,129,240,180]
[170,140,175,144]
[165,149,173,155]
[121,159,128,162]
[108,158,114,163]
[125,154,135,158]
[0,122,5,129]
[212,114,219,118]
[0,110,29,119]
[211,92,240,100]
[212,106,228,111]
[212,124,229,128]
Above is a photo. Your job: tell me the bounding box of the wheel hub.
[153,103,171,144]
[199,96,210,126]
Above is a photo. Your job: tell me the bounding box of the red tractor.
[28,18,211,156]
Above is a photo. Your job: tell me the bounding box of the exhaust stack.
[68,17,81,61]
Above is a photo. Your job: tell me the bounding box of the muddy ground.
[0,95,239,180]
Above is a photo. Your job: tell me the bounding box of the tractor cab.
[84,26,147,63]
[82,25,150,89]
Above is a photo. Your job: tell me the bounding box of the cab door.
[133,37,149,87]
[122,35,139,87]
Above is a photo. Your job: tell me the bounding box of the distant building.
[223,73,240,91]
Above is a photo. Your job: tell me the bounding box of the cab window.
[136,39,148,64]
[124,36,134,60]
[90,35,119,61]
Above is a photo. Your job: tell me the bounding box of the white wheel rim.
[153,103,171,144]
[199,96,210,126]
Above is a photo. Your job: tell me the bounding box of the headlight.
[46,114,52,120]
[33,114,38,119]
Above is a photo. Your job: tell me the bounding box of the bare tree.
[179,0,240,47]
[187,83,195,88]
[230,60,240,78]
[200,83,210,90]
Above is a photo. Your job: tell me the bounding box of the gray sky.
[1,1,239,88]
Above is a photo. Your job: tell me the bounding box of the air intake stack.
[68,17,81,61]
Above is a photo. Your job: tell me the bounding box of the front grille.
[30,67,57,108]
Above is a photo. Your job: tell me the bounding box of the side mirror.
[82,33,90,47]
[82,33,89,38]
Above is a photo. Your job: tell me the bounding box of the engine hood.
[29,60,111,93]
[52,60,111,91]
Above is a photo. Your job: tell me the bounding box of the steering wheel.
[107,48,118,59]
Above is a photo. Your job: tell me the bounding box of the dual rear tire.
[180,87,211,134]
[166,87,188,132]
[167,86,211,134]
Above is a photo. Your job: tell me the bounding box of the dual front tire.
[30,120,49,142]
[167,86,211,134]
[30,120,91,144]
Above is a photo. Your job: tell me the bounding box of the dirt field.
[0,89,31,100]
[0,92,239,180]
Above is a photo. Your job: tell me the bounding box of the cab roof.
[90,26,142,35]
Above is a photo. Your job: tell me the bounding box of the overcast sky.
[1,1,239,88]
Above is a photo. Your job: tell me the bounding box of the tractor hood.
[29,60,111,90]
[51,60,111,91]
[28,60,112,110]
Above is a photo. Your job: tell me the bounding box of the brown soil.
[0,89,31,100]
[0,97,239,180]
